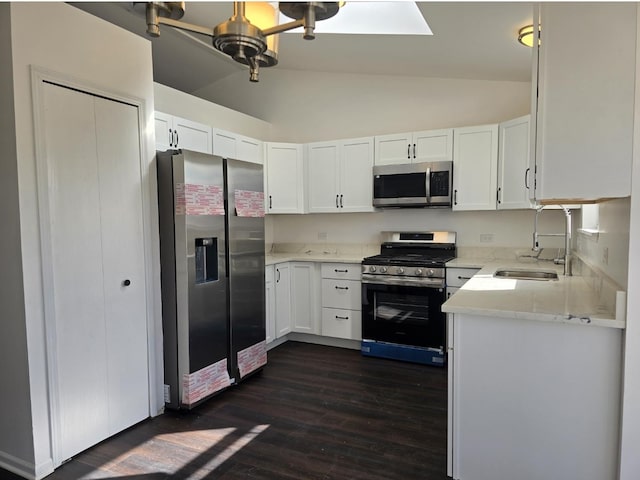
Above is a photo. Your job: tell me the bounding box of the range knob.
[397,267,405,274]
[427,269,435,277]
[369,266,377,273]
[379,266,388,273]
[415,269,423,276]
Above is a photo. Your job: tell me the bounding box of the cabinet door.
[307,141,340,213]
[212,128,237,158]
[173,116,212,154]
[154,111,174,151]
[291,262,320,334]
[265,266,275,344]
[265,143,305,214]
[237,135,263,164]
[498,115,532,210]
[340,137,374,212]
[534,3,635,202]
[413,129,454,162]
[321,308,362,340]
[274,263,291,337]
[452,125,499,211]
[374,132,412,165]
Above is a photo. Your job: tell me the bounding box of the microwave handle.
[425,167,431,201]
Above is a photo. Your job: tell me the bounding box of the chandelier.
[140,2,342,82]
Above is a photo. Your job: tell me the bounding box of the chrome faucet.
[532,205,572,276]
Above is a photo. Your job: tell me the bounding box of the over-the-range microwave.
[373,161,453,208]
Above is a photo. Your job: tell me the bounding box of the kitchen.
[1,2,639,480]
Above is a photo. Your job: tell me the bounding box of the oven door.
[361,281,446,350]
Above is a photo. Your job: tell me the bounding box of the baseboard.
[0,450,54,480]
[287,333,361,350]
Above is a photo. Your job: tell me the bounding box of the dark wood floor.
[2,341,449,479]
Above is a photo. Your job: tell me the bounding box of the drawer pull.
[335,315,349,320]
[334,269,348,273]
[457,276,473,280]
[335,286,349,290]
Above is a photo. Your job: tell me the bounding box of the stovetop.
[362,253,455,268]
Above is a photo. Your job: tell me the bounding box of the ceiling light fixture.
[139,1,342,82]
[517,24,539,48]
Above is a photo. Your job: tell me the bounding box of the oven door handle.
[361,274,445,289]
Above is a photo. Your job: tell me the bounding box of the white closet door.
[41,82,149,463]
[94,97,149,435]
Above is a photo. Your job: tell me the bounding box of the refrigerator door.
[225,158,267,381]
[157,150,230,409]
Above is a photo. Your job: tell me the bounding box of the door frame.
[30,66,161,466]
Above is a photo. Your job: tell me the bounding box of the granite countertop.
[442,260,624,329]
[265,252,366,265]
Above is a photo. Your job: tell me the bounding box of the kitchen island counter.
[443,260,624,329]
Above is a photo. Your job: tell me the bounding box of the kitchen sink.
[493,269,559,281]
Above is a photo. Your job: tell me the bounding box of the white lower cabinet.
[290,262,320,335]
[320,263,362,340]
[274,263,292,337]
[265,265,276,344]
[448,313,622,480]
[446,267,480,299]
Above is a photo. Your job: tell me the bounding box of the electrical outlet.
[602,247,609,265]
[479,233,494,243]
[318,232,328,241]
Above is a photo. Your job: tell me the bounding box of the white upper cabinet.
[532,3,636,202]
[307,137,374,213]
[265,142,305,214]
[213,128,263,164]
[452,124,499,211]
[375,129,453,165]
[497,115,532,210]
[154,112,212,154]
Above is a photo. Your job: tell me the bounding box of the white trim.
[0,450,54,480]
[30,66,159,466]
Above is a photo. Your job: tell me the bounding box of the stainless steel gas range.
[361,231,456,366]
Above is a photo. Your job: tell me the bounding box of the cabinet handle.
[269,195,272,209]
[413,143,416,159]
[525,167,530,189]
[407,144,411,159]
[340,194,343,208]
[175,130,179,147]
[335,285,349,290]
[335,315,349,320]
[334,269,348,273]
[336,194,339,208]
[169,128,173,147]
[454,189,458,205]
[122,279,131,287]
[497,187,501,204]
[276,268,280,283]
[457,276,472,280]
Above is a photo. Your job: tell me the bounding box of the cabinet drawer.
[321,263,362,281]
[446,268,480,288]
[321,308,362,340]
[321,279,361,310]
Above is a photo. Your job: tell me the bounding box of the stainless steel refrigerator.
[156,149,266,409]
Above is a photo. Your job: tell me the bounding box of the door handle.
[340,194,343,208]
[525,167,531,189]
[454,189,458,205]
[336,194,339,208]
[122,279,131,287]
[269,195,273,209]
[413,143,416,159]
[407,144,411,159]
[276,268,280,282]
[497,187,501,204]
[169,129,173,147]
[174,130,179,147]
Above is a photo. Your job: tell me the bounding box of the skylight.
[283,1,432,35]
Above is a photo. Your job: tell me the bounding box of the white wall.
[154,82,272,140]
[7,3,160,478]
[270,208,567,250]
[575,198,631,289]
[0,3,36,471]
[194,69,532,142]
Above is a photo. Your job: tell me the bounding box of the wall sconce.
[140,1,341,82]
